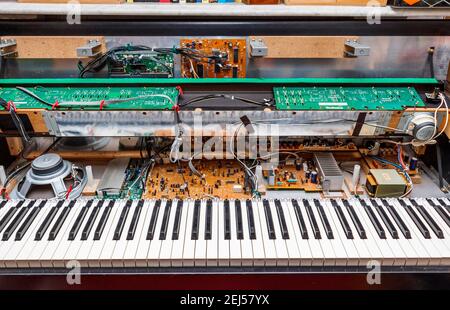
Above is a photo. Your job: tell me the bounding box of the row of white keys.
[182,200,195,266]
[206,200,219,266]
[3,200,50,268]
[147,200,169,266]
[0,200,33,267]
[239,200,253,266]
[171,200,189,267]
[376,199,425,266]
[420,198,450,265]
[270,200,289,266]
[194,200,207,266]
[390,199,442,265]
[111,200,137,267]
[134,200,156,267]
[217,200,229,266]
[350,199,396,266]
[88,200,122,267]
[324,200,360,266]
[76,200,107,267]
[160,200,178,267]
[257,200,277,266]
[362,199,407,266]
[277,200,300,266]
[39,200,84,267]
[307,200,335,266]
[229,200,241,266]
[25,200,62,268]
[249,200,265,266]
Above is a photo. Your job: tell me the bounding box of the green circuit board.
[0,86,178,110]
[274,86,425,110]
[108,51,174,78]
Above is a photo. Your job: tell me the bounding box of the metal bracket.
[76,39,102,58]
[344,40,370,57]
[0,39,17,57]
[249,39,268,57]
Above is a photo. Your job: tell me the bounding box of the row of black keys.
[0,198,449,244]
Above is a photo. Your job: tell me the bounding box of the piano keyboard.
[0,198,449,269]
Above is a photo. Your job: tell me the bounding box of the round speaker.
[10,153,87,200]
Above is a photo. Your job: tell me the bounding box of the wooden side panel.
[249,36,358,58]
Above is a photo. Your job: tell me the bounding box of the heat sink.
[313,152,344,191]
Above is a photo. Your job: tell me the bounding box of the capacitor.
[305,170,311,180]
[310,171,318,184]
[303,162,309,172]
[295,159,302,171]
[352,164,361,191]
[409,157,418,170]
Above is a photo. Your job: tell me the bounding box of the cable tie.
[172,104,180,112]
[6,101,16,112]
[99,100,105,110]
[51,100,59,110]
[176,85,184,96]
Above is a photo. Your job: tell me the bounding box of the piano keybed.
[0,198,449,270]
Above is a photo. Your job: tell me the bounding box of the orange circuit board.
[180,38,246,78]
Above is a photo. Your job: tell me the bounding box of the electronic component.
[108,50,174,78]
[405,113,436,141]
[96,158,130,198]
[180,38,246,78]
[313,152,344,191]
[274,87,425,110]
[409,157,418,170]
[310,171,318,184]
[365,169,407,198]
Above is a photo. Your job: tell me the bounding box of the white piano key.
[194,200,207,266]
[249,200,265,266]
[229,200,242,266]
[171,200,190,267]
[110,201,137,267]
[134,200,156,267]
[182,200,195,267]
[147,199,168,267]
[351,199,395,266]
[278,200,300,266]
[324,200,359,266]
[75,200,108,267]
[283,200,313,266]
[159,200,178,267]
[269,200,289,266]
[217,200,230,267]
[257,200,277,266]
[88,200,123,267]
[363,199,406,267]
[239,200,254,267]
[1,200,49,268]
[39,200,83,267]
[393,199,444,266]
[206,200,219,267]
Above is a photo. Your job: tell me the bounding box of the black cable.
[15,86,53,107]
[428,47,435,79]
[436,143,444,190]
[179,94,274,108]
[0,97,31,144]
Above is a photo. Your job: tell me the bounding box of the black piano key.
[246,200,256,240]
[205,200,212,240]
[0,200,23,233]
[191,200,201,240]
[113,200,132,240]
[15,200,45,241]
[263,199,276,240]
[68,200,93,241]
[427,199,450,228]
[399,199,431,239]
[291,200,308,239]
[81,200,103,240]
[313,199,333,239]
[35,200,64,241]
[0,200,7,209]
[437,198,450,213]
[381,199,411,239]
[360,199,386,239]
[159,200,172,240]
[235,200,244,240]
[371,200,398,239]
[2,200,35,241]
[146,200,162,240]
[274,199,289,239]
[331,200,353,239]
[410,199,444,239]
[49,200,75,241]
[172,200,183,240]
[303,199,321,239]
[127,200,144,241]
[224,199,231,240]
[94,200,114,240]
[342,200,366,239]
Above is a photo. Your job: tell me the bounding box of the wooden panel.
[0,109,48,133]
[0,36,106,59]
[18,0,124,3]
[249,36,358,58]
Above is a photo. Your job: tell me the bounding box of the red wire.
[65,185,73,199]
